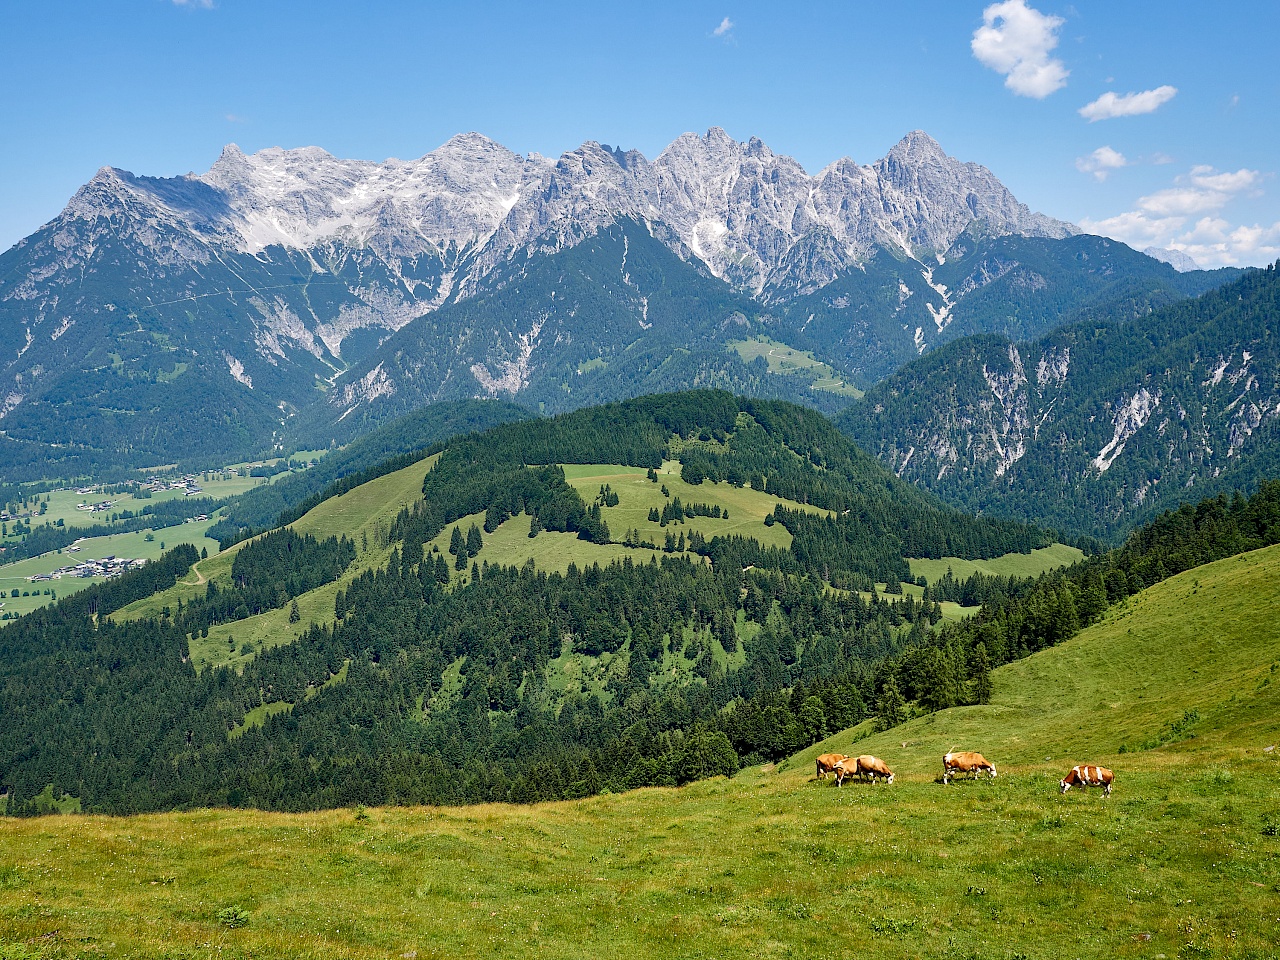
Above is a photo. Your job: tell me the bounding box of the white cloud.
[224,113,247,123]
[1082,210,1280,268]
[1189,165,1259,192]
[172,0,215,7]
[1128,166,1261,217]
[1078,85,1177,121]
[713,17,733,38]
[1076,146,1128,181]
[1081,163,1278,267]
[971,0,1069,99]
[1138,187,1229,217]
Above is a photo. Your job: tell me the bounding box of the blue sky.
[2,1,1277,267]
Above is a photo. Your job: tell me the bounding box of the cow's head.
[886,773,895,785]
[1059,778,1069,793]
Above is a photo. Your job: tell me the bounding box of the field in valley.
[2,545,1278,958]
[0,520,221,619]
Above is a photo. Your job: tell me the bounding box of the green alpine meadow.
[2,540,1277,958]
[3,5,1280,957]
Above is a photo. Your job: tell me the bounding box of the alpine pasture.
[2,545,1278,959]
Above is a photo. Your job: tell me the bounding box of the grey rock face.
[0,127,1081,466]
[1142,246,1202,272]
[20,127,1075,306]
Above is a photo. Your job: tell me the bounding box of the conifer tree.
[971,642,992,705]
[875,677,907,731]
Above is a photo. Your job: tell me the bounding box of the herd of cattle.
[815,751,1115,796]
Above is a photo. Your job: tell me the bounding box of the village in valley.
[27,553,147,584]
[0,456,320,620]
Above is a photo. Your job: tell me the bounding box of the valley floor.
[2,547,1279,959]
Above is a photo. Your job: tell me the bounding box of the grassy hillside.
[728,336,863,397]
[116,452,1078,676]
[2,546,1277,959]
[909,542,1085,583]
[112,456,437,671]
[797,541,1280,773]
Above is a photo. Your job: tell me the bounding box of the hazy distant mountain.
[1143,246,1202,272]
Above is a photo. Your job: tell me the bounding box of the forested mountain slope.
[0,392,1049,813]
[777,231,1236,386]
[291,220,846,440]
[4,485,1280,960]
[839,262,1280,540]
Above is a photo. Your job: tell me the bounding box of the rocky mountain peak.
[32,128,1079,298]
[884,129,947,163]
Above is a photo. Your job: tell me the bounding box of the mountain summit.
[4,129,1218,474]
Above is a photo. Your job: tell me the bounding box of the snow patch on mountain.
[921,265,954,331]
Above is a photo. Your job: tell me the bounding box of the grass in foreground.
[2,548,1279,958]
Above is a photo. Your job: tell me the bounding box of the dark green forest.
[1,392,1276,815]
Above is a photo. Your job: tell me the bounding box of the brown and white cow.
[854,755,894,785]
[815,753,848,780]
[832,758,857,787]
[942,751,997,784]
[1060,764,1114,797]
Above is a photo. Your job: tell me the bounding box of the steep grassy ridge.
[2,546,1277,959]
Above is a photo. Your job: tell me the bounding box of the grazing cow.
[1060,764,1114,797]
[815,754,847,780]
[854,755,895,784]
[942,751,997,785]
[832,758,857,787]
